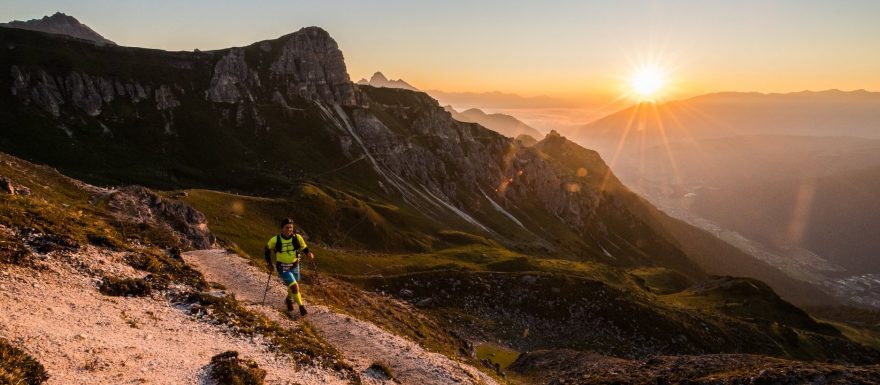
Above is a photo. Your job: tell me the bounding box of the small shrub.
[87,233,123,250]
[25,232,79,254]
[124,251,207,290]
[367,361,395,381]
[126,253,164,274]
[209,351,266,385]
[0,239,32,265]
[99,277,152,297]
[0,337,49,385]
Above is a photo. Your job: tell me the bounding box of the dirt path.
[183,249,498,385]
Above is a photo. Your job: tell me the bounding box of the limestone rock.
[270,27,357,106]
[207,48,259,104]
[103,186,215,249]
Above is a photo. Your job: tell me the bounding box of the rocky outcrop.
[7,25,357,122]
[102,186,215,249]
[270,27,357,106]
[0,175,30,196]
[9,65,167,117]
[155,84,181,110]
[207,48,259,104]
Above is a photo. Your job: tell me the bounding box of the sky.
[3,0,880,103]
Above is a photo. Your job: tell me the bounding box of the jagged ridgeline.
[0,25,699,273]
[3,24,878,369]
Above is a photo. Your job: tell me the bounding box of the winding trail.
[183,249,498,385]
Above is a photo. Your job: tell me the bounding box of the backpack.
[274,233,304,253]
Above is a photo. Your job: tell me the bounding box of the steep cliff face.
[342,87,699,273]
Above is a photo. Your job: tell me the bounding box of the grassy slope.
[176,180,880,363]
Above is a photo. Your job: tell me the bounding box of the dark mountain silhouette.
[356,71,419,91]
[1,12,115,46]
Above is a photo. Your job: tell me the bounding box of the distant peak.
[359,71,419,91]
[461,108,487,116]
[46,12,77,22]
[2,12,115,45]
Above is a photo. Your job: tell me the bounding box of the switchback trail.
[182,249,498,385]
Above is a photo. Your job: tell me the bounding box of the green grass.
[174,187,644,292]
[309,276,473,362]
[475,343,520,369]
[820,320,880,351]
[176,185,439,261]
[629,267,694,294]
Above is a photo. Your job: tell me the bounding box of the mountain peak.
[545,129,563,139]
[2,12,115,46]
[460,108,487,117]
[43,12,75,23]
[357,71,419,91]
[370,72,389,83]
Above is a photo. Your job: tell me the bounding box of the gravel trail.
[183,249,498,385]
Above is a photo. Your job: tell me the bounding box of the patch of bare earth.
[0,245,348,385]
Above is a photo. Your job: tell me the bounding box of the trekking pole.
[310,258,321,285]
[260,271,272,305]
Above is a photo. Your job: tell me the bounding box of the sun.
[628,64,668,101]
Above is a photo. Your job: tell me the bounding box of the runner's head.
[280,218,295,237]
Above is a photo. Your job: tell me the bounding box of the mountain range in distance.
[356,71,419,91]
[570,90,880,307]
[358,71,545,139]
[443,105,542,140]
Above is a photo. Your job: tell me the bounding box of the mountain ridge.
[444,105,543,139]
[356,71,419,91]
[1,12,115,46]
